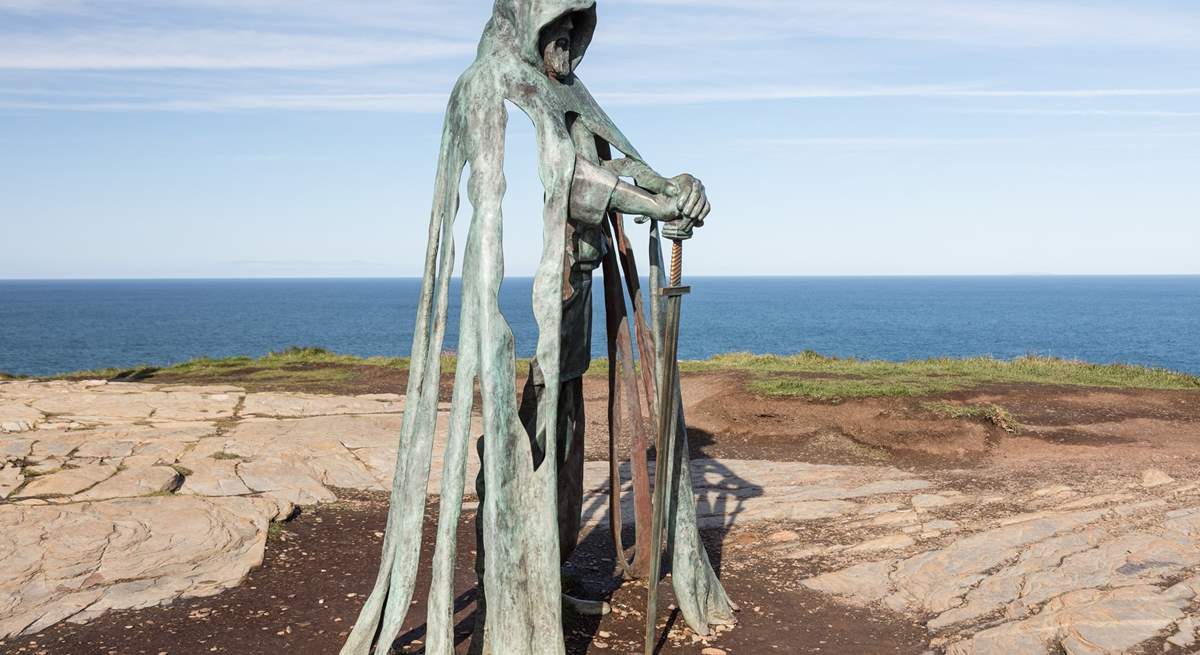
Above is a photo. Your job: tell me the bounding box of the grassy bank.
[681,351,1200,400]
[37,346,1200,400]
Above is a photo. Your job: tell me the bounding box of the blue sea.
[1,277,1197,377]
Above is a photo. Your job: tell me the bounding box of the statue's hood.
[486,0,598,72]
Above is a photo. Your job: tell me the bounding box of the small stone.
[848,534,915,553]
[858,502,903,516]
[1032,484,1073,498]
[701,648,727,655]
[912,494,956,512]
[0,464,24,499]
[767,530,800,543]
[803,560,895,603]
[1141,469,1174,488]
[1167,616,1197,648]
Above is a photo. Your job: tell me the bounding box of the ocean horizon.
[2,275,1198,377]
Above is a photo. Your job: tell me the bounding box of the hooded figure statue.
[341,2,734,653]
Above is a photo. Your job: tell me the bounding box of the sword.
[645,237,689,655]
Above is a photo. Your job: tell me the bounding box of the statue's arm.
[602,158,711,230]
[601,158,671,195]
[572,157,679,224]
[610,180,676,220]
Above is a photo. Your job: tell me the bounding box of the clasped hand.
[660,174,710,241]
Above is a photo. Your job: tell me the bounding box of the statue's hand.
[666,174,712,225]
[648,192,682,223]
[662,217,695,241]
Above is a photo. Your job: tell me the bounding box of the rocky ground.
[1,374,1199,654]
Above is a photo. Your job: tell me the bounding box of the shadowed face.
[540,13,575,80]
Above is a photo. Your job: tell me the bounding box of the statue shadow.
[679,426,764,578]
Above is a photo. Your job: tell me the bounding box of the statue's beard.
[544,41,571,80]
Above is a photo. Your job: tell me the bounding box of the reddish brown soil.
[147,365,1200,473]
[12,490,927,655]
[585,372,1200,476]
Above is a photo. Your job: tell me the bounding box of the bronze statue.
[342,2,732,653]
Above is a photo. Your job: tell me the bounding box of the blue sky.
[1,0,1198,278]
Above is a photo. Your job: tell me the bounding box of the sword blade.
[644,284,688,655]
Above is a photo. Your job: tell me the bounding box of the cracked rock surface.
[1,380,938,640]
[792,477,1200,654]
[3,379,1198,655]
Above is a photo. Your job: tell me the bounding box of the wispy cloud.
[957,108,1200,118]
[0,30,472,70]
[2,0,1199,117]
[599,86,1200,107]
[230,258,388,270]
[0,92,449,112]
[0,0,86,14]
[750,136,1023,149]
[7,84,1200,113]
[609,0,1200,49]
[949,88,1200,98]
[0,0,485,36]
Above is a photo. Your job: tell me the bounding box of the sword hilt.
[670,239,683,287]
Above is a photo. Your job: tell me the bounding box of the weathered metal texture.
[343,2,730,653]
[609,211,664,578]
[600,216,654,578]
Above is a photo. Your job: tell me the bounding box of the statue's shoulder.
[449,56,553,126]
[452,55,522,97]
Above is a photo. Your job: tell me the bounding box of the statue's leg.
[556,377,609,617]
[469,364,544,654]
[556,376,585,562]
[469,435,490,655]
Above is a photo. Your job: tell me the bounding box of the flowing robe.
[341,3,734,654]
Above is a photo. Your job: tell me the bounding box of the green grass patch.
[52,347,473,386]
[923,401,1021,433]
[52,365,159,381]
[171,464,194,477]
[686,351,1199,401]
[50,346,402,381]
[46,347,1200,401]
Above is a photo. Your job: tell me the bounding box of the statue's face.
[540,14,574,80]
